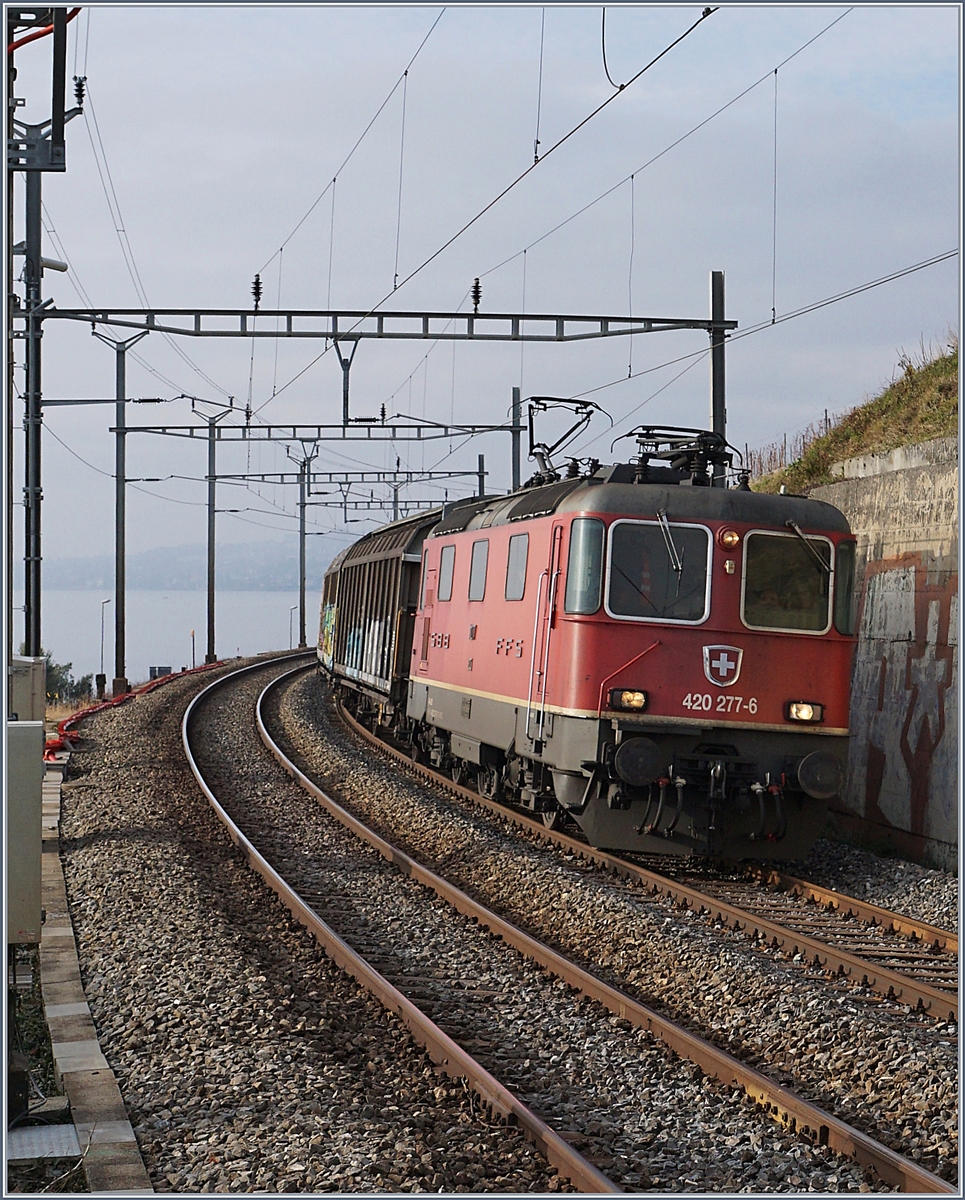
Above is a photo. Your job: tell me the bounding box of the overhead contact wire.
[256,7,716,414]
[601,7,623,90]
[393,72,408,290]
[41,202,206,398]
[83,83,232,398]
[534,8,546,162]
[571,249,959,405]
[627,174,635,377]
[479,7,853,284]
[257,7,445,275]
[771,68,778,324]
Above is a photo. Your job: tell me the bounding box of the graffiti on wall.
[843,551,958,853]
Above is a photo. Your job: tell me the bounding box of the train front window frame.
[564,518,605,614]
[741,530,833,635]
[833,539,857,636]
[604,519,711,625]
[438,544,456,602]
[505,533,529,601]
[468,539,489,601]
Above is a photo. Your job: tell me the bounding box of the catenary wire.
[479,8,853,284]
[82,82,233,399]
[534,8,546,162]
[43,422,343,535]
[569,249,958,408]
[256,8,445,275]
[393,71,408,291]
[601,8,624,90]
[771,68,778,324]
[40,203,220,401]
[255,7,716,415]
[627,173,635,377]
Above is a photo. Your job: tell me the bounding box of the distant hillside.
[751,340,958,494]
[46,539,337,591]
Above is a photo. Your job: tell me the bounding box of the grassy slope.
[752,344,958,494]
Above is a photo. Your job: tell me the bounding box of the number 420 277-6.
[682,693,758,714]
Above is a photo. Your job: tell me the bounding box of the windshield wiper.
[656,509,683,574]
[785,520,831,573]
[613,565,659,613]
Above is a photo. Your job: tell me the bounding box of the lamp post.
[289,605,298,651]
[97,598,111,698]
[190,629,196,670]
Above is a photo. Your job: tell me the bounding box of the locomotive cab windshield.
[606,519,710,623]
[741,530,832,633]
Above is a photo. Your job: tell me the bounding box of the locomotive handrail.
[595,640,661,717]
[524,569,549,745]
[536,536,564,742]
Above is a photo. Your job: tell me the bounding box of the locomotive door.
[526,523,564,747]
[417,556,436,674]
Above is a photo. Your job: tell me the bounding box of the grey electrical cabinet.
[9,656,46,722]
[6,721,45,945]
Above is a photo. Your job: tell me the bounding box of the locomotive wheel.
[541,805,565,831]
[409,739,424,765]
[451,761,471,786]
[477,766,500,800]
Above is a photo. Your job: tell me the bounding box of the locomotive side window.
[742,531,831,633]
[833,539,857,635]
[468,539,489,601]
[438,544,456,602]
[505,534,529,601]
[605,520,710,623]
[564,518,604,614]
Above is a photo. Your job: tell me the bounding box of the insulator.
[73,76,86,107]
[251,273,263,309]
[471,277,481,313]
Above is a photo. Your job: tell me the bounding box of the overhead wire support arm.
[36,306,738,342]
[116,418,530,444]
[212,469,484,485]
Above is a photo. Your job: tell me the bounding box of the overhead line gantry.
[33,303,737,426]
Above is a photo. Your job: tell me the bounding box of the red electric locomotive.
[319,426,857,860]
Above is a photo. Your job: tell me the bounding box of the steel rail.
[336,694,958,1021]
[260,665,955,1195]
[180,658,620,1196]
[753,868,959,955]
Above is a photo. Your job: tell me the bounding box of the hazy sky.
[10,2,960,586]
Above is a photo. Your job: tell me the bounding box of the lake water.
[13,590,316,685]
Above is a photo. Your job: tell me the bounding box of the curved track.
[230,660,953,1194]
[182,656,618,1194]
[339,692,957,1022]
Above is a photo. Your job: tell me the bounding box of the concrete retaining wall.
[811,438,958,870]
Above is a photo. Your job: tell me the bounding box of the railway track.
[272,666,959,1180]
[636,862,958,1000]
[186,658,954,1193]
[183,657,615,1194]
[338,690,958,1022]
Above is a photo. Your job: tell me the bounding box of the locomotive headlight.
[717,528,741,550]
[610,689,647,712]
[787,701,824,723]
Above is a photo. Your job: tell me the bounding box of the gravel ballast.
[59,661,567,1194]
[271,668,958,1185]
[795,839,958,934]
[194,665,890,1193]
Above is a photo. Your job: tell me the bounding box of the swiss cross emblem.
[703,645,743,687]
